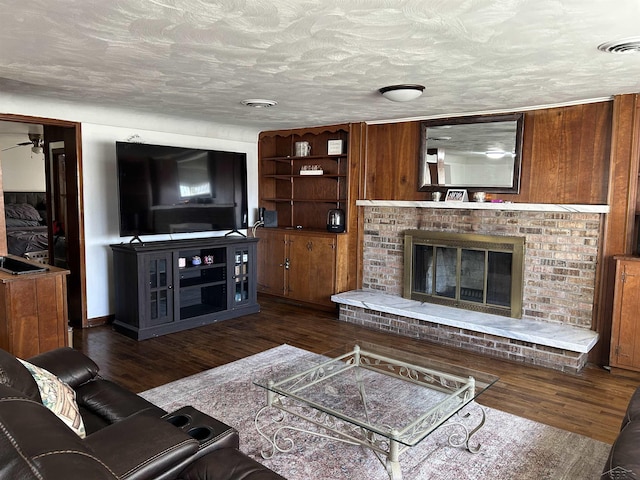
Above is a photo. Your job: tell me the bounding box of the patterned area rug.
[140,344,611,479]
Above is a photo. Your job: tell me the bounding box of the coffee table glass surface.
[253,341,499,447]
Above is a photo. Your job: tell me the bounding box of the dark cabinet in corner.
[110,237,259,340]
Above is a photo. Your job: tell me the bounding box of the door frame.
[0,113,87,328]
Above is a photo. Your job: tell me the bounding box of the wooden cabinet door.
[288,234,336,307]
[611,257,640,370]
[256,229,287,296]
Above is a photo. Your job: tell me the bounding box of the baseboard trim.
[86,314,114,327]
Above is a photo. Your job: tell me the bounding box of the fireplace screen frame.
[403,230,525,318]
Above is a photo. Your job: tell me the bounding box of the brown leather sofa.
[602,386,640,479]
[0,347,285,480]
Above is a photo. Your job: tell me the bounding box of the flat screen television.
[116,141,248,237]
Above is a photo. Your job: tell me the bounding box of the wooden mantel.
[356,200,610,213]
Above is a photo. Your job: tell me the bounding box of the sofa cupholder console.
[164,405,239,453]
[165,413,191,428]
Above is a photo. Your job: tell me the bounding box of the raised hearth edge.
[333,290,598,373]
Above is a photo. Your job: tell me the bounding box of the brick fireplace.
[333,201,607,372]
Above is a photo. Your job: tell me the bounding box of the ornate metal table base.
[255,393,487,480]
[253,345,498,480]
[444,405,487,453]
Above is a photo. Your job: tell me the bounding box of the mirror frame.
[418,113,524,194]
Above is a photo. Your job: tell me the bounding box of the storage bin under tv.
[110,237,259,340]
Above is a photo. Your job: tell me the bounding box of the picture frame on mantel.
[445,189,468,202]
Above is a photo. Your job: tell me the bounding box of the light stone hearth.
[332,290,598,372]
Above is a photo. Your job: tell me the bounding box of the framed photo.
[327,139,343,155]
[445,189,468,202]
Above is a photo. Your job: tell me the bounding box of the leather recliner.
[0,347,285,480]
[602,386,640,479]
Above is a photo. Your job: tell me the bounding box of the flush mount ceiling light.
[598,38,640,54]
[485,150,507,159]
[240,99,277,108]
[378,84,425,102]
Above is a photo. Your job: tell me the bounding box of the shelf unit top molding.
[259,123,350,138]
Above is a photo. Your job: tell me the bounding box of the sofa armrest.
[85,411,200,480]
[0,385,118,480]
[603,420,640,478]
[28,347,99,387]
[177,449,286,480]
[620,386,640,429]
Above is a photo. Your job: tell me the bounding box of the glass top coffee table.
[254,341,498,480]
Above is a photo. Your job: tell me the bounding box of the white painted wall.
[0,93,259,321]
[0,134,46,191]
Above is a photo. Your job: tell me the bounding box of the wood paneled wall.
[364,102,613,204]
[363,121,424,201]
[593,95,640,364]
[362,101,637,366]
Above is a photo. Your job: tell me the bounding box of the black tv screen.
[116,142,248,237]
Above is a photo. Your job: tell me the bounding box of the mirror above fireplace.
[418,113,524,194]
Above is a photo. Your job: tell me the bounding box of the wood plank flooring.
[73,295,640,445]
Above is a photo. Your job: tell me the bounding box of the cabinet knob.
[168,285,173,289]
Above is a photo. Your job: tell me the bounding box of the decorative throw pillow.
[4,203,42,221]
[17,359,86,438]
[5,218,41,227]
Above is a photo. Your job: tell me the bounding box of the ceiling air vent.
[598,38,640,54]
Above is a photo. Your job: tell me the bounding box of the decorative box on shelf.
[327,139,343,155]
[300,165,323,175]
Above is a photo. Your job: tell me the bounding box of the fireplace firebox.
[404,230,525,318]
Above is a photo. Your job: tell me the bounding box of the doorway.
[0,114,86,328]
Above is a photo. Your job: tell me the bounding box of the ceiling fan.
[1,133,44,154]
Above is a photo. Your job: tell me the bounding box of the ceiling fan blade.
[1,142,32,152]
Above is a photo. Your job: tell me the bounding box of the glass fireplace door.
[405,230,524,318]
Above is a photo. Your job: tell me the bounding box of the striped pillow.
[17,358,86,438]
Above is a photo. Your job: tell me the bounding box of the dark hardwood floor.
[74,295,640,445]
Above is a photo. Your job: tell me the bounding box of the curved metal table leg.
[446,404,487,453]
[386,435,403,480]
[255,404,296,459]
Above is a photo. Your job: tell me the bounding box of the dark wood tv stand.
[110,237,259,340]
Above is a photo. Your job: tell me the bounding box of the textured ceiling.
[0,1,639,131]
